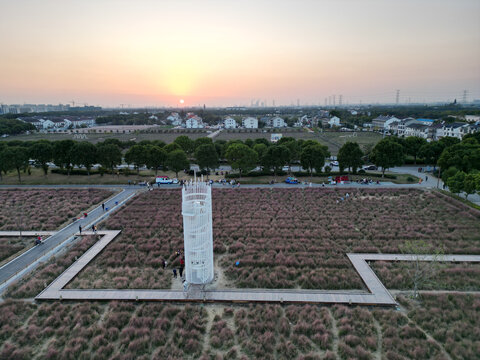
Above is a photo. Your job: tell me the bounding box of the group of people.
[162,249,186,280]
[357,178,380,185]
[336,192,351,203]
[78,224,98,234]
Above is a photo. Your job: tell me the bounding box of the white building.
[42,119,55,130]
[70,117,95,128]
[441,123,469,139]
[224,117,237,129]
[328,116,341,127]
[242,117,258,129]
[465,115,480,123]
[372,115,400,130]
[271,117,286,128]
[186,115,204,129]
[404,123,429,139]
[167,112,183,126]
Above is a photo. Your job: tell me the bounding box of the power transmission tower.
[395,90,400,105]
[462,90,468,104]
[333,95,336,107]
[339,94,343,107]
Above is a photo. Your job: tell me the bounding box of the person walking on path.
[173,268,177,278]
[102,203,105,211]
[425,175,428,182]
[79,225,82,234]
[179,266,183,278]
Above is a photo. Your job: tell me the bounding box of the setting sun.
[179,99,184,104]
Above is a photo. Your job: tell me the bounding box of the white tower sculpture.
[182,179,214,284]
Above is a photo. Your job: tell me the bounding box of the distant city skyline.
[1,0,479,107]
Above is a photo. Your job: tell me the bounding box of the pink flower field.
[67,188,480,291]
[1,296,476,359]
[0,189,114,231]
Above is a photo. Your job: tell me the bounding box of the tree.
[195,144,219,176]
[53,140,75,175]
[145,145,167,175]
[463,172,477,200]
[125,145,147,174]
[371,138,405,177]
[438,142,480,174]
[253,143,268,166]
[261,145,290,178]
[401,240,444,299]
[280,139,301,172]
[337,141,363,173]
[0,147,14,180]
[418,141,444,169]
[29,141,53,175]
[193,137,213,151]
[164,142,182,153]
[71,142,97,175]
[10,146,29,182]
[97,144,122,174]
[214,140,228,159]
[174,136,195,155]
[166,150,189,178]
[404,137,427,164]
[300,144,329,178]
[225,143,258,178]
[447,171,465,195]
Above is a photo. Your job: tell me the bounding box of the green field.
[1,129,383,155]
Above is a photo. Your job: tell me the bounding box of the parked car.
[282,165,290,171]
[156,176,173,184]
[330,161,339,167]
[285,176,299,184]
[363,165,377,171]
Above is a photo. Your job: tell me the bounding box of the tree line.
[367,133,480,198]
[1,133,479,198]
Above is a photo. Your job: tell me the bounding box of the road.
[389,166,480,205]
[0,187,138,292]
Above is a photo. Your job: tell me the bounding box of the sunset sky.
[1,0,479,107]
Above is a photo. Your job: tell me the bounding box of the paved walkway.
[0,188,138,293]
[389,166,480,205]
[35,229,480,305]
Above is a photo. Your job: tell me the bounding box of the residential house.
[441,123,467,139]
[185,115,204,129]
[372,115,400,131]
[328,116,341,127]
[166,112,182,126]
[429,123,443,140]
[465,115,480,123]
[224,117,237,129]
[242,117,258,129]
[404,123,429,139]
[270,117,286,128]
